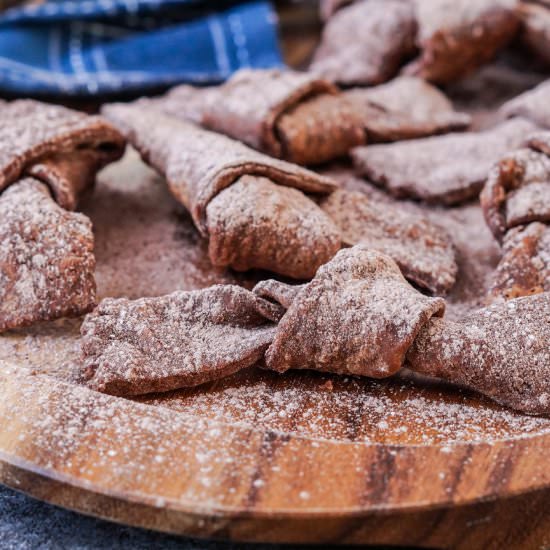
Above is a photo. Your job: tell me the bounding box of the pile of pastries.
[1,0,549,415]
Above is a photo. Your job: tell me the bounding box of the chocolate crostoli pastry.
[102,102,341,279]
[256,247,446,378]
[404,0,519,84]
[0,179,95,333]
[343,76,471,143]
[0,101,124,333]
[80,246,550,414]
[488,223,550,300]
[481,145,550,240]
[80,286,283,396]
[320,189,458,295]
[150,69,366,166]
[501,80,550,130]
[352,118,539,205]
[481,133,550,300]
[0,100,125,210]
[407,293,550,415]
[206,176,342,278]
[310,0,416,87]
[259,249,550,413]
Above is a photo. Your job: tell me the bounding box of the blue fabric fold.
[0,0,284,95]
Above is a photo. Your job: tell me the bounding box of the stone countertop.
[1,486,403,549]
[0,485,286,550]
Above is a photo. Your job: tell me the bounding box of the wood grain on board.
[1,13,550,546]
[0,143,549,547]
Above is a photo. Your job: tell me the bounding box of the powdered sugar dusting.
[138,368,550,445]
[1,149,549,450]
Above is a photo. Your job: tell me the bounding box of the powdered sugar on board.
[138,368,550,445]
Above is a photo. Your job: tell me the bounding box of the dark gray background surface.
[0,485,280,549]
[0,485,402,549]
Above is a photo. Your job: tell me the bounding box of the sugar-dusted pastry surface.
[2,146,549,445]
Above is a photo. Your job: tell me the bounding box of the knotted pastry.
[310,0,417,87]
[481,133,550,300]
[352,118,538,205]
[255,247,446,378]
[80,246,550,415]
[145,69,366,165]
[320,189,458,295]
[501,79,550,130]
[258,248,550,414]
[0,179,95,332]
[0,100,125,333]
[148,72,470,165]
[80,286,283,396]
[404,0,519,84]
[343,76,471,142]
[0,100,125,210]
[102,102,341,279]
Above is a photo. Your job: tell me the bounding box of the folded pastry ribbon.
[141,68,366,166]
[102,101,342,280]
[501,79,550,130]
[103,100,459,292]
[143,70,470,166]
[481,132,550,301]
[0,100,126,332]
[0,100,125,210]
[80,246,550,415]
[352,118,539,205]
[313,0,519,86]
[310,0,417,87]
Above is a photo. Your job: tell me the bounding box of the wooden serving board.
[0,148,549,548]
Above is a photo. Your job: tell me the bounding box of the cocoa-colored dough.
[344,76,471,142]
[144,69,366,165]
[407,292,550,414]
[487,222,550,301]
[319,0,354,20]
[80,285,282,397]
[0,179,96,333]
[258,247,446,378]
[320,189,458,295]
[404,0,519,84]
[0,100,125,210]
[102,103,334,231]
[310,0,417,86]
[352,118,538,205]
[517,2,550,67]
[195,69,338,158]
[78,242,550,415]
[530,131,550,157]
[501,80,550,129]
[102,102,337,278]
[275,93,366,165]
[206,176,341,280]
[481,146,550,240]
[480,132,550,301]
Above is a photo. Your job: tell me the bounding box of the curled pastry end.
[79,286,279,397]
[206,176,342,279]
[407,293,550,415]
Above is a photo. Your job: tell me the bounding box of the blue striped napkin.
[0,0,284,95]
